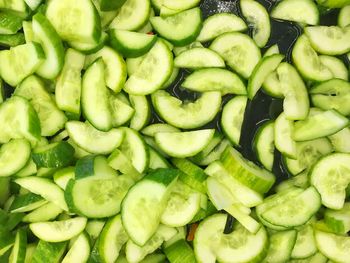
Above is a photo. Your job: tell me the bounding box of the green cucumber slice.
[0,0,27,17]
[210,32,261,79]
[316,0,350,8]
[53,167,75,190]
[148,147,170,169]
[24,0,42,10]
[100,0,127,11]
[291,224,317,259]
[174,48,225,69]
[262,71,283,98]
[190,132,223,164]
[0,32,25,47]
[275,112,297,159]
[263,230,297,263]
[194,139,230,166]
[339,5,350,27]
[17,159,38,178]
[9,193,46,213]
[161,0,200,13]
[109,91,135,127]
[0,12,23,34]
[253,121,275,171]
[22,202,62,223]
[8,229,26,263]
[68,32,107,55]
[173,41,203,56]
[108,149,142,181]
[129,95,151,131]
[264,44,280,57]
[85,220,105,241]
[62,232,90,263]
[324,203,350,234]
[319,55,348,80]
[329,127,350,153]
[141,124,180,137]
[31,241,66,263]
[164,239,196,263]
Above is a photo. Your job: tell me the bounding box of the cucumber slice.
[310,153,350,209]
[8,229,26,263]
[264,230,297,263]
[194,139,230,166]
[293,109,349,141]
[16,158,37,177]
[109,0,150,31]
[124,40,173,95]
[121,169,179,246]
[319,55,348,80]
[221,96,247,146]
[148,147,170,169]
[98,215,128,263]
[68,32,107,55]
[82,58,113,131]
[85,46,127,93]
[150,8,202,46]
[129,95,151,131]
[221,146,275,194]
[152,90,221,129]
[85,220,105,241]
[0,12,23,34]
[316,0,350,8]
[164,239,196,263]
[310,79,350,116]
[9,193,46,213]
[0,42,44,86]
[66,121,124,155]
[291,224,317,259]
[339,5,350,27]
[329,127,350,153]
[155,129,215,158]
[248,54,284,99]
[262,71,283,98]
[240,0,270,48]
[253,121,275,171]
[210,32,261,79]
[190,132,223,164]
[22,202,62,223]
[305,26,350,55]
[31,241,66,263]
[62,232,90,263]
[74,155,116,180]
[264,44,280,57]
[182,68,246,95]
[0,32,25,47]
[55,48,85,117]
[109,91,135,127]
[108,149,142,181]
[275,112,297,159]
[292,35,332,81]
[0,0,27,17]
[161,0,200,13]
[271,0,319,25]
[197,13,247,42]
[141,124,180,137]
[46,0,101,43]
[24,0,42,10]
[174,48,225,69]
[324,203,350,234]
[173,41,203,56]
[53,167,75,190]
[109,29,157,58]
[100,0,127,11]
[275,171,310,192]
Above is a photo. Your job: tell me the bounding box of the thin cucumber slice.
[263,230,297,263]
[85,220,105,241]
[82,58,113,131]
[53,167,75,190]
[32,13,64,79]
[148,146,170,169]
[319,55,348,80]
[66,121,123,155]
[262,71,283,98]
[62,232,90,263]
[338,5,350,27]
[210,32,261,79]
[15,76,67,137]
[324,203,350,234]
[55,48,85,117]
[141,124,180,137]
[316,0,350,8]
[291,224,317,259]
[174,48,225,69]
[293,109,349,141]
[221,146,275,194]
[109,0,150,31]
[275,112,297,159]
[310,153,350,209]
[152,90,221,129]
[22,202,62,223]
[109,91,135,127]
[0,12,23,34]
[197,13,247,42]
[0,139,31,177]
[30,217,87,242]
[85,46,127,93]
[0,42,44,86]
[129,95,151,131]
[161,0,200,13]
[108,149,142,181]
[68,32,107,55]
[275,171,310,193]
[22,21,33,42]
[194,139,230,166]
[173,41,203,56]
[305,26,350,55]
[264,44,280,57]
[292,34,332,81]
[9,193,46,213]
[182,68,246,95]
[126,54,147,75]
[253,121,275,171]
[248,54,284,99]
[240,0,270,48]
[124,40,173,95]
[31,241,66,263]
[121,169,179,246]
[164,239,196,263]
[221,96,248,146]
[329,127,350,153]
[190,132,223,164]
[8,229,26,263]
[310,79,350,116]
[46,0,101,43]
[155,129,215,158]
[150,8,202,46]
[74,155,116,180]
[271,0,319,25]
[109,29,157,58]
[162,66,179,89]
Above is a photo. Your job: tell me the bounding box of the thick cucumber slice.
[275,112,297,158]
[82,58,113,131]
[261,187,321,227]
[98,215,128,263]
[74,155,117,180]
[68,32,107,55]
[271,0,319,25]
[194,214,268,263]
[121,169,179,246]
[32,141,74,168]
[0,42,44,86]
[305,26,350,55]
[85,46,127,93]
[264,230,297,263]
[109,29,157,58]
[0,12,23,34]
[221,146,275,194]
[129,95,151,131]
[164,239,196,263]
[319,55,348,80]
[8,229,26,263]
[248,54,284,99]
[32,13,64,79]
[292,35,332,81]
[293,109,349,141]
[142,124,180,137]
[291,224,317,259]
[9,193,46,213]
[55,48,85,116]
[15,177,68,211]
[324,203,350,234]
[109,0,150,31]
[310,79,350,116]
[174,48,225,69]
[124,40,173,95]
[210,32,261,79]
[339,5,350,27]
[182,68,246,95]
[197,13,247,42]
[30,217,87,242]
[221,96,248,146]
[31,241,66,263]
[22,202,62,223]
[46,0,101,43]
[150,8,202,46]
[253,121,275,171]
[62,232,90,263]
[240,0,270,48]
[155,129,215,158]
[152,91,221,129]
[66,121,123,155]
[315,230,350,262]
[310,153,350,209]
[0,139,31,177]
[329,127,350,153]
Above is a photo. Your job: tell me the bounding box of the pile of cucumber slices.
[0,0,350,262]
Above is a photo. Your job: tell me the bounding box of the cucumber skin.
[64,179,82,215]
[145,168,181,186]
[32,142,75,168]
[32,241,67,263]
